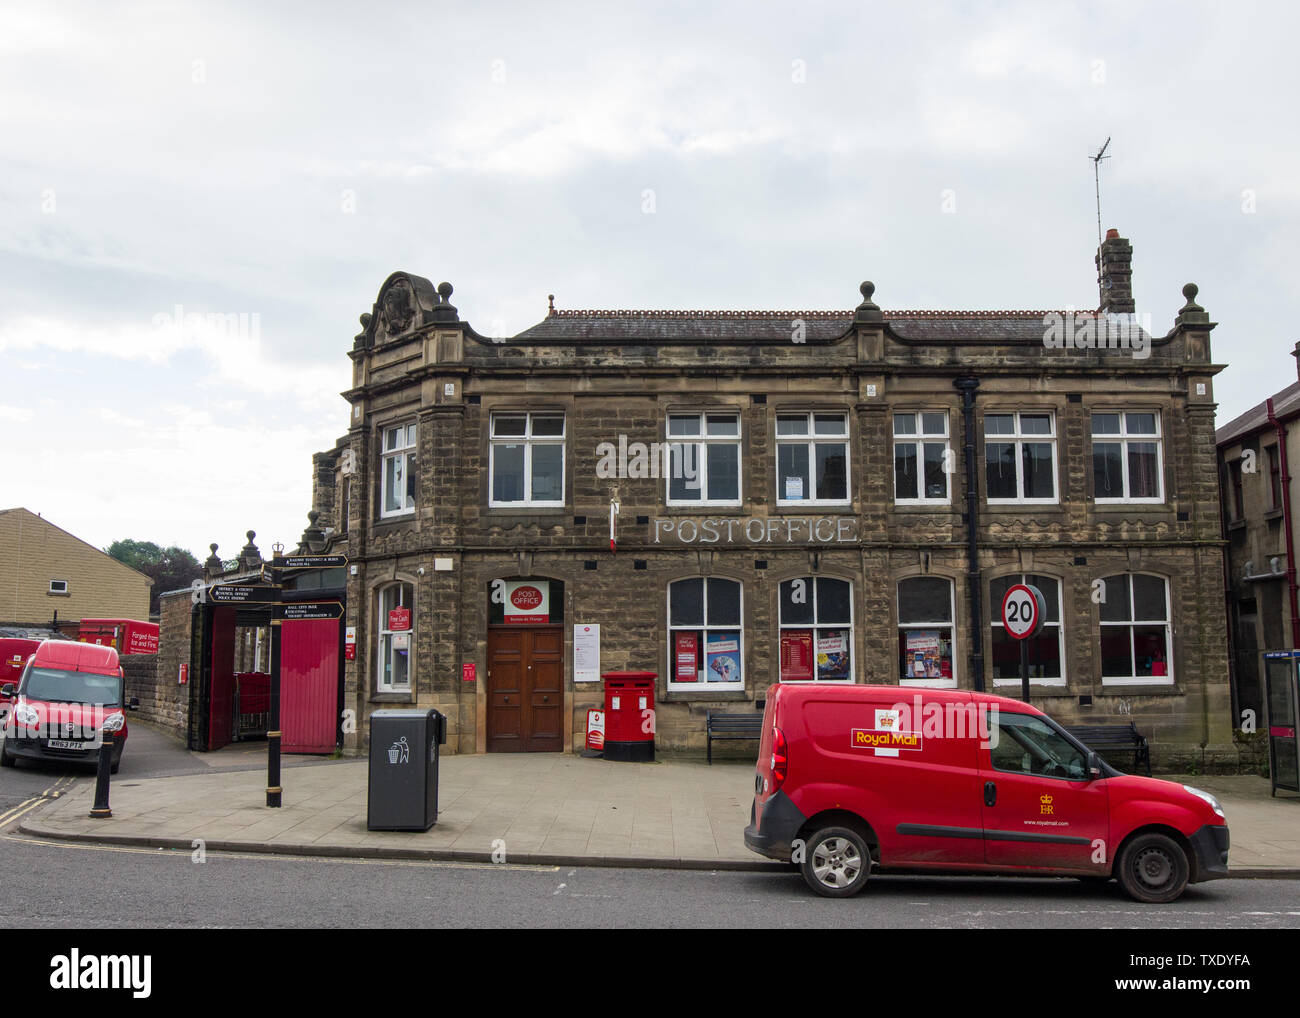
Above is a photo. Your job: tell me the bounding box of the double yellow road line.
[0,773,76,829]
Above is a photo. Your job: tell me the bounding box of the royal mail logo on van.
[851,728,922,751]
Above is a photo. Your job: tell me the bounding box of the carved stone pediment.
[354,272,460,350]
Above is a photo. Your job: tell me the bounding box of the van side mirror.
[128,697,140,711]
[0,684,14,698]
[1087,750,1102,779]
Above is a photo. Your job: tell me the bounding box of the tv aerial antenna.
[1091,137,1111,304]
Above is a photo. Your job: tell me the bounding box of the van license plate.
[47,740,92,751]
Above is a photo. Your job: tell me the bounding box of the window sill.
[893,502,956,512]
[1227,519,1248,532]
[369,691,416,704]
[1264,508,1284,521]
[774,502,853,511]
[661,687,750,701]
[1097,680,1177,692]
[485,506,567,515]
[46,591,71,597]
[1092,501,1169,510]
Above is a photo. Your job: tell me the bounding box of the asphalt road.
[0,816,1297,929]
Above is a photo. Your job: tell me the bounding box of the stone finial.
[432,281,459,322]
[238,530,262,569]
[302,511,326,552]
[204,543,222,576]
[854,280,883,324]
[1175,282,1209,327]
[353,312,372,350]
[548,294,556,316]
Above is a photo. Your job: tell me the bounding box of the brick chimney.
[1292,341,1300,382]
[1096,228,1134,313]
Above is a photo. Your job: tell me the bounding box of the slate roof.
[507,309,1148,345]
[1216,379,1300,446]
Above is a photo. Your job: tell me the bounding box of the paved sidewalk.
[22,752,771,869]
[18,751,1300,874]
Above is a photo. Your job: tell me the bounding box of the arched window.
[1099,574,1172,684]
[667,578,744,689]
[898,577,956,687]
[377,582,414,692]
[778,577,853,682]
[990,574,1065,686]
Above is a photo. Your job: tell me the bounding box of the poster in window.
[706,632,741,684]
[674,631,699,683]
[905,630,944,678]
[816,630,851,680]
[780,630,814,680]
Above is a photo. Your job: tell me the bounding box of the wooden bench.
[706,711,764,764]
[1064,723,1151,776]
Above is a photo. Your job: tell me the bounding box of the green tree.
[106,539,203,615]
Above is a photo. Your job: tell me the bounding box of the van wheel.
[1117,833,1189,903]
[801,827,870,898]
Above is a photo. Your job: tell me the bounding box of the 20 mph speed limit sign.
[1001,583,1047,640]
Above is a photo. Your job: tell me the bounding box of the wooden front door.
[487,627,563,752]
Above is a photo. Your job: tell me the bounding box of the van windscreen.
[21,667,123,706]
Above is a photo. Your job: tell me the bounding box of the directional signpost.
[1001,583,1047,704]
[265,553,348,808]
[209,584,279,605]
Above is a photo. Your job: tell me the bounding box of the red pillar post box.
[602,671,656,761]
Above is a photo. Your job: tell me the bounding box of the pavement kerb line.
[17,818,1300,878]
[16,820,786,872]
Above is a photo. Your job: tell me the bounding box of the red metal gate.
[280,617,339,754]
[208,606,236,751]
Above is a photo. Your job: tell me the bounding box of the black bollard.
[89,732,113,819]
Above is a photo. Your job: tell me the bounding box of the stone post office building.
[277,231,1232,768]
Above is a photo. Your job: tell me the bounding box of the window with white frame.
[377,582,414,693]
[666,412,741,505]
[1099,573,1172,684]
[894,411,950,503]
[48,579,68,595]
[897,577,957,686]
[778,577,853,681]
[1092,412,1163,502]
[667,578,744,689]
[990,574,1065,686]
[776,412,849,504]
[380,422,417,518]
[985,412,1057,503]
[490,412,566,506]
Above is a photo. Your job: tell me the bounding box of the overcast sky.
[2,0,1297,560]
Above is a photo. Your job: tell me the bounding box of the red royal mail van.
[744,684,1229,902]
[0,640,137,773]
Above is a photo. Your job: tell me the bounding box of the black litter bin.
[367,708,446,831]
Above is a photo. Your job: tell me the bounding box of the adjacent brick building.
[294,230,1235,770]
[1215,347,1300,729]
[0,508,151,629]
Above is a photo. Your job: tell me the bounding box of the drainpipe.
[1266,397,1300,648]
[954,376,984,691]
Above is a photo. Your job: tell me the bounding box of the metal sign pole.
[1020,636,1030,705]
[267,548,283,808]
